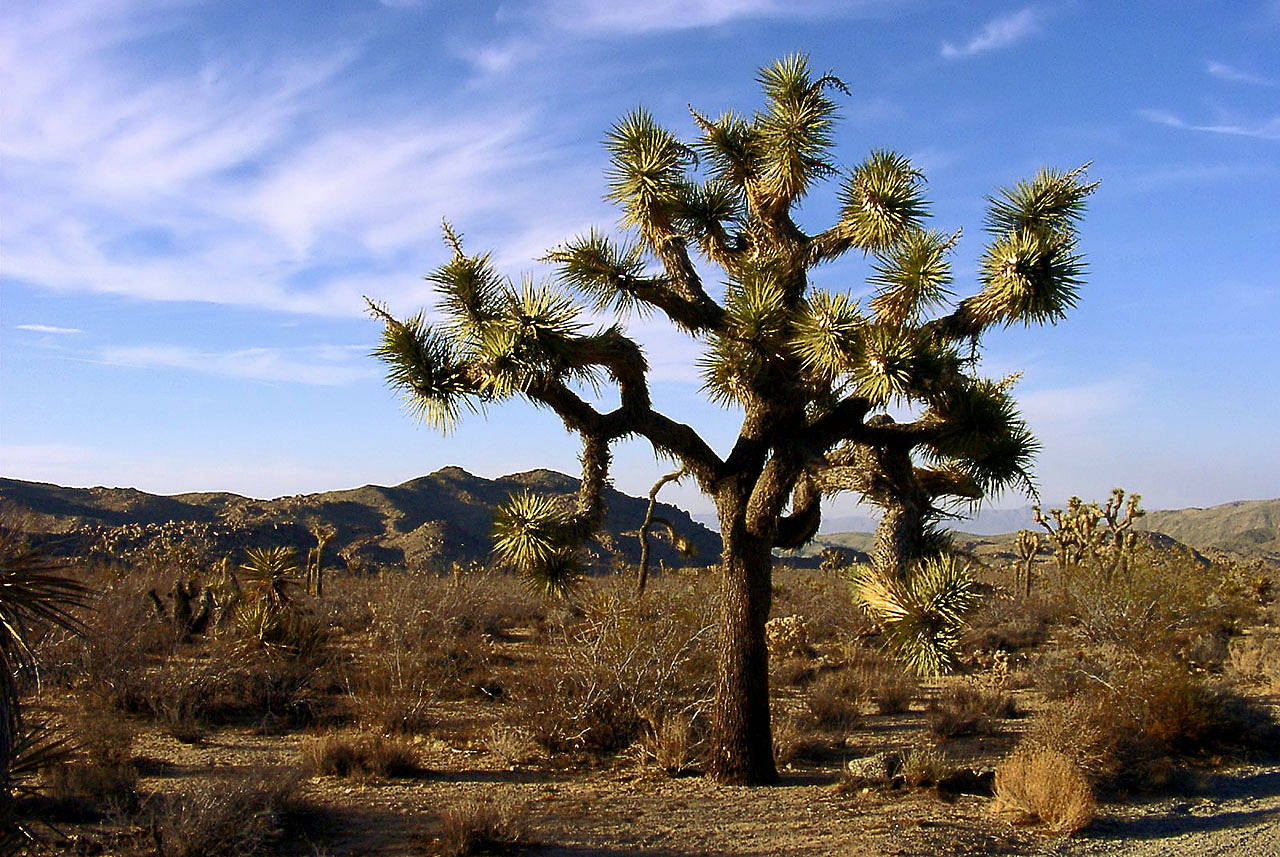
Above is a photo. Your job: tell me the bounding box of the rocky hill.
[789,497,1280,567]
[0,468,721,572]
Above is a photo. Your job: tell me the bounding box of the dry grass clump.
[899,744,954,789]
[149,768,306,857]
[926,679,1017,739]
[771,714,830,766]
[804,670,863,730]
[837,646,918,714]
[304,731,419,779]
[964,593,1060,654]
[771,566,872,644]
[483,724,541,768]
[436,796,533,857]
[637,710,700,776]
[991,747,1095,834]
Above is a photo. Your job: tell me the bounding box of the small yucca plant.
[0,517,90,845]
[851,554,979,677]
[492,492,582,597]
[238,546,301,610]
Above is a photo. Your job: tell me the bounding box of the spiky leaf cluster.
[924,378,1039,496]
[492,492,582,597]
[754,54,846,207]
[869,228,955,325]
[789,291,863,380]
[605,108,694,245]
[968,165,1094,328]
[371,307,474,432]
[851,554,978,676]
[837,150,929,252]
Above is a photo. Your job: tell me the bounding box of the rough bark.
[708,493,778,784]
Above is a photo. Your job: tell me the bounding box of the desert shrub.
[804,670,863,731]
[437,796,532,857]
[348,571,521,709]
[42,705,138,814]
[637,710,700,776]
[135,633,337,739]
[771,714,829,766]
[149,768,305,857]
[304,731,418,779]
[772,567,872,643]
[992,747,1095,834]
[483,725,541,768]
[770,654,816,687]
[765,614,812,658]
[926,679,1017,740]
[963,593,1060,654]
[515,580,715,754]
[1023,654,1261,791]
[900,744,953,789]
[33,568,174,713]
[840,647,917,714]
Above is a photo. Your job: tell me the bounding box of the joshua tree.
[370,55,1092,783]
[307,523,337,598]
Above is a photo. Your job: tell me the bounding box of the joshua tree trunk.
[872,500,927,578]
[709,495,777,784]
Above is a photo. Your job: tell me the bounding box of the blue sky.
[2,0,1278,519]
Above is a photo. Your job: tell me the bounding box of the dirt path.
[1041,764,1280,857]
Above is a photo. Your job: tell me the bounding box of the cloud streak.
[1206,60,1277,87]
[97,344,376,385]
[15,324,82,334]
[525,0,897,34]
[1140,108,1280,142]
[941,8,1040,59]
[0,1,596,318]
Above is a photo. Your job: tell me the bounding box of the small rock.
[844,751,901,786]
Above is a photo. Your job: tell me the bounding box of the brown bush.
[964,593,1060,654]
[436,796,532,857]
[304,731,418,779]
[149,768,306,857]
[804,670,863,731]
[514,581,715,755]
[992,747,1095,834]
[899,744,953,789]
[926,680,1017,739]
[42,706,139,813]
[840,646,917,714]
[637,710,700,776]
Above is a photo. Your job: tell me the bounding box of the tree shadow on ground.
[1084,769,1280,841]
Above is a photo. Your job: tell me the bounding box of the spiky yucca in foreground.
[0,518,90,845]
[851,555,978,677]
[371,55,1093,783]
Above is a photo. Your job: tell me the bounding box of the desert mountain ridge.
[0,467,722,572]
[2,471,1276,569]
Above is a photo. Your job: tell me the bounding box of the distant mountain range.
[2,471,1276,569]
[0,468,721,572]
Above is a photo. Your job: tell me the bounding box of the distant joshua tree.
[370,55,1093,783]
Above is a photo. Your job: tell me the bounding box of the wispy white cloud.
[1018,378,1130,426]
[941,8,1041,60]
[15,324,82,334]
[1139,108,1280,141]
[528,0,896,34]
[0,0,593,318]
[97,344,375,385]
[1207,60,1277,87]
